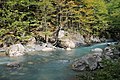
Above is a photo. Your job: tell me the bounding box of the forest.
[0,0,120,46]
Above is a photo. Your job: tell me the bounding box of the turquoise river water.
[0,43,109,80]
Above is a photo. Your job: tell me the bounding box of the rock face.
[8,44,25,57]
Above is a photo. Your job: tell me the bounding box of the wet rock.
[7,62,20,68]
[8,44,25,57]
[92,48,103,53]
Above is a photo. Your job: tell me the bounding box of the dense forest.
[0,0,120,46]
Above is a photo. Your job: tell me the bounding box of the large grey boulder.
[104,46,114,59]
[60,39,76,48]
[90,36,101,43]
[91,48,103,57]
[72,53,102,71]
[83,54,102,70]
[8,44,25,57]
[72,59,86,71]
[92,48,103,53]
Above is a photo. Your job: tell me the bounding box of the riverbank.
[0,31,105,57]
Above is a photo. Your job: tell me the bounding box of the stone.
[93,52,102,57]
[104,47,112,52]
[8,44,25,57]
[27,37,36,46]
[72,59,86,71]
[42,47,54,51]
[92,48,103,53]
[66,48,72,51]
[58,30,65,38]
[72,53,103,71]
[91,36,101,43]
[7,62,20,68]
[60,39,76,48]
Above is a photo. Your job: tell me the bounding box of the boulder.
[104,46,114,59]
[66,48,72,51]
[27,37,36,46]
[84,54,102,70]
[91,36,101,43]
[42,47,54,51]
[8,44,25,57]
[92,48,103,53]
[72,59,86,71]
[72,53,102,71]
[60,39,76,48]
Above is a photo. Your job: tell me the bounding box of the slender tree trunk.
[44,5,48,43]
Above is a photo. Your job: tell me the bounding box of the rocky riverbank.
[72,42,120,71]
[0,31,104,57]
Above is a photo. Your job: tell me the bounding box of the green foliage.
[106,0,120,40]
[0,0,120,44]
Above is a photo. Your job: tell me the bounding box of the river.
[0,43,108,80]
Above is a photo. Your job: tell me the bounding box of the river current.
[0,43,108,80]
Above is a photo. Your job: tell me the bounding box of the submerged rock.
[7,62,20,68]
